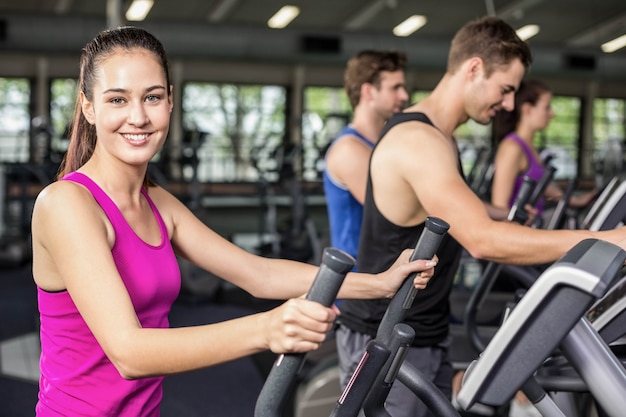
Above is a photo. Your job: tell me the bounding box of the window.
[455,119,492,177]
[302,86,351,181]
[50,78,79,164]
[0,78,30,163]
[593,98,625,183]
[594,98,625,143]
[181,82,287,182]
[411,92,586,181]
[539,96,581,179]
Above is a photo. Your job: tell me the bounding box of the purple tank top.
[36,172,181,416]
[505,133,546,214]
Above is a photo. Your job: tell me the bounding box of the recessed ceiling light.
[393,15,427,37]
[125,0,154,22]
[516,24,540,41]
[602,34,626,53]
[268,5,300,29]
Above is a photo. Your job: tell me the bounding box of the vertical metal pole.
[169,60,184,180]
[0,164,5,237]
[581,81,598,180]
[290,64,305,176]
[484,0,496,16]
[106,0,124,28]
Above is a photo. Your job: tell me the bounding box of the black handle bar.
[376,216,449,347]
[508,176,536,223]
[355,217,449,417]
[529,164,557,207]
[546,178,577,230]
[254,247,355,417]
[329,339,391,417]
[362,324,417,417]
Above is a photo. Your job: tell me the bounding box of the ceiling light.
[516,24,540,41]
[268,5,300,29]
[393,15,427,37]
[125,0,154,21]
[601,34,626,53]
[207,0,239,23]
[345,0,388,30]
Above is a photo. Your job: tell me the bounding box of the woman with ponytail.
[30,26,435,416]
[491,79,596,222]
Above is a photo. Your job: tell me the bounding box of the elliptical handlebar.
[255,218,449,417]
[355,217,455,417]
[376,216,450,347]
[254,247,355,417]
[508,176,537,223]
[546,178,578,230]
[529,164,557,208]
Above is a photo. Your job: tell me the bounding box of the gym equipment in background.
[458,239,626,417]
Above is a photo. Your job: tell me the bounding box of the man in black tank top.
[336,16,626,417]
[339,113,462,346]
[336,114,466,417]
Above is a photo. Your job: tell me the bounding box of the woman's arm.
[31,182,339,379]
[161,187,436,301]
[491,140,525,209]
[569,188,598,208]
[32,184,433,379]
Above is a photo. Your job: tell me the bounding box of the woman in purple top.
[30,27,436,416]
[491,79,596,219]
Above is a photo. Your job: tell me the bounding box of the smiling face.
[464,57,526,125]
[80,48,173,168]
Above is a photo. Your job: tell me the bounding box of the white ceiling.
[0,0,625,79]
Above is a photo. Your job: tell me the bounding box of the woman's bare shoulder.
[34,179,93,212]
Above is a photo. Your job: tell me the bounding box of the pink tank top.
[36,172,181,416]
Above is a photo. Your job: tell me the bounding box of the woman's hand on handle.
[263,298,338,354]
[377,249,438,299]
[522,203,539,226]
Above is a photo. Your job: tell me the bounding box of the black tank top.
[338,112,463,347]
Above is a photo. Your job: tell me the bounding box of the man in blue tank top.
[323,50,408,265]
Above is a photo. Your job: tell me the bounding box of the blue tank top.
[323,126,375,262]
[505,133,546,214]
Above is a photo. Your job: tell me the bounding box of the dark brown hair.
[492,79,551,143]
[344,50,407,109]
[57,26,171,186]
[448,16,532,77]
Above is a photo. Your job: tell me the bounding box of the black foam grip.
[376,217,449,345]
[306,248,355,305]
[254,247,355,417]
[403,217,450,309]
